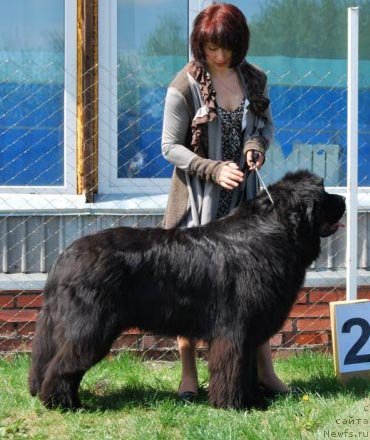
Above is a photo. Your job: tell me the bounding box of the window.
[99,0,188,194]
[233,0,370,188]
[0,0,76,193]
[99,0,370,194]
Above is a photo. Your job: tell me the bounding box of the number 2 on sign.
[342,318,370,365]
[331,300,370,374]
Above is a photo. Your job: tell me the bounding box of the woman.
[161,3,289,400]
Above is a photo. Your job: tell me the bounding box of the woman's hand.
[217,162,244,190]
[246,150,265,170]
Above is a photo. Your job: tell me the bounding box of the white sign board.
[332,301,370,374]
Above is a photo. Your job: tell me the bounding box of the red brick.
[0,295,15,308]
[284,332,329,346]
[358,289,370,300]
[0,309,39,323]
[295,291,308,304]
[309,291,345,303]
[0,323,16,334]
[280,319,294,332]
[270,333,283,347]
[16,294,44,308]
[142,335,176,350]
[0,337,32,352]
[0,338,22,351]
[296,318,331,331]
[112,334,142,350]
[289,304,329,318]
[17,322,36,335]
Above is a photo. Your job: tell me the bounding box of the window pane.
[117,0,188,178]
[234,0,370,186]
[0,0,64,186]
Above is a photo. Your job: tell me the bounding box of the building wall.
[1,212,369,274]
[1,286,370,355]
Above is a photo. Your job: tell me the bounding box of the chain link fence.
[1,55,369,359]
[0,2,370,360]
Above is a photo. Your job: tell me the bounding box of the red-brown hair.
[190,3,250,68]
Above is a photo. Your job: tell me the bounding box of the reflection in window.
[116,0,369,186]
[0,0,64,186]
[242,0,370,186]
[117,0,188,178]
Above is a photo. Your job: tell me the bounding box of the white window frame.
[0,0,77,195]
[98,0,201,195]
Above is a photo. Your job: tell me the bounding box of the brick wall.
[1,287,370,357]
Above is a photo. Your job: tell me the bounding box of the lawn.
[0,351,369,440]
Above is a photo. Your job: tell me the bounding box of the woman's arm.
[161,87,197,170]
[161,87,225,183]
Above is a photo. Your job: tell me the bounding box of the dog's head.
[316,190,346,237]
[269,170,346,238]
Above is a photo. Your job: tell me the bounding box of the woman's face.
[204,42,233,70]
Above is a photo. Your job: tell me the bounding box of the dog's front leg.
[208,336,260,409]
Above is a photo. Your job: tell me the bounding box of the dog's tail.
[29,304,56,397]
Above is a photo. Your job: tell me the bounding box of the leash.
[246,151,274,206]
[254,167,274,205]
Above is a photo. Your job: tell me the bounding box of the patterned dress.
[216,97,246,219]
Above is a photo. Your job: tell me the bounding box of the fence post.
[346,7,359,301]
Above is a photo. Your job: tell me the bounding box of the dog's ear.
[305,202,315,227]
[289,201,318,237]
[304,198,324,236]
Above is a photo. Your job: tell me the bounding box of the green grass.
[0,352,369,440]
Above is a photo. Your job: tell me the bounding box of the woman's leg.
[177,336,199,395]
[257,340,290,393]
[178,338,288,396]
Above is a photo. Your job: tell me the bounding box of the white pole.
[346,7,359,301]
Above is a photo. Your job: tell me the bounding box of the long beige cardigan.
[161,61,274,229]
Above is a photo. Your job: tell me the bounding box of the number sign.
[330,300,370,378]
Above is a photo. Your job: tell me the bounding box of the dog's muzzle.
[319,194,346,238]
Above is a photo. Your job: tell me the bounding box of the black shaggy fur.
[29,170,345,410]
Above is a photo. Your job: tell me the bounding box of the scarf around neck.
[185,60,269,153]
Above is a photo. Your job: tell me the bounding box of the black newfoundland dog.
[29,170,345,410]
